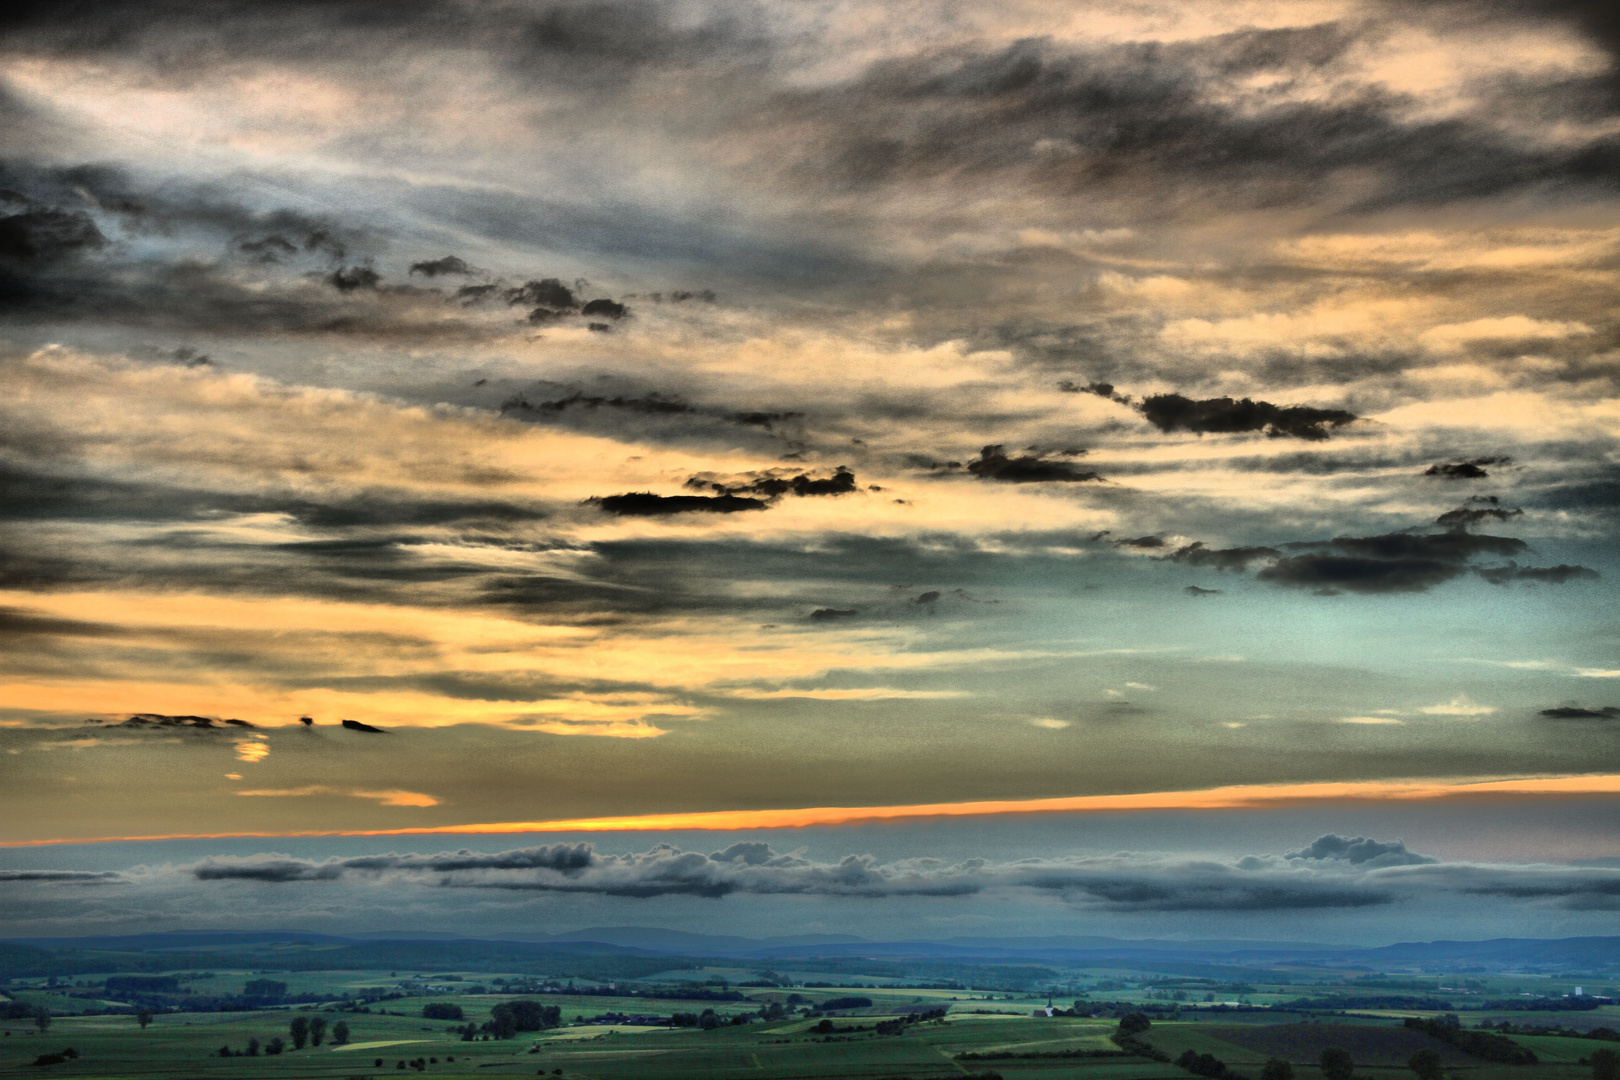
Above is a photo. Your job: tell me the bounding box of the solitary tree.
[266,1037,285,1055]
[1117,1013,1152,1037]
[33,1008,51,1034]
[1410,1049,1443,1080]
[246,1037,261,1057]
[1321,1047,1355,1080]
[136,1010,153,1030]
[332,1020,350,1045]
[1261,1058,1294,1080]
[309,1016,328,1047]
[289,1015,310,1050]
[1593,1048,1619,1080]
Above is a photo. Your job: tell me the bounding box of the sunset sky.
[1,0,1617,945]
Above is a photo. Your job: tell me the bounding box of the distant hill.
[4,929,1619,975]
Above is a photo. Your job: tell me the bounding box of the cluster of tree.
[451,1000,562,1040]
[1484,1022,1619,1042]
[3,1000,51,1031]
[1177,1048,1248,1080]
[1479,997,1602,1012]
[1404,1016,1537,1064]
[1409,1048,1444,1080]
[1109,1013,1172,1063]
[1588,1048,1618,1080]
[30,1047,77,1066]
[287,1015,350,1049]
[672,1008,746,1030]
[1284,996,1458,1011]
[1320,1048,1355,1080]
[422,1003,464,1020]
[874,1008,948,1036]
[217,1036,285,1057]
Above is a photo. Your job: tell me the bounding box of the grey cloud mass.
[2,835,1612,916]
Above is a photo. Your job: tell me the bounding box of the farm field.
[2,995,1612,1080]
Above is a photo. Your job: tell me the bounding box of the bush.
[1410,1049,1443,1080]
[1321,1047,1354,1080]
[1261,1059,1293,1080]
[424,1003,464,1021]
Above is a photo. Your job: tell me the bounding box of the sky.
[0,0,1617,946]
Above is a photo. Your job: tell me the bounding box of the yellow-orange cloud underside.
[5,773,1618,847]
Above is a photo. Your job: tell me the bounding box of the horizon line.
[4,772,1619,847]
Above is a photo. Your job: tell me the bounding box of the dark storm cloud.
[1139,394,1357,441]
[965,445,1103,483]
[1476,563,1601,585]
[1539,705,1619,718]
[809,607,858,621]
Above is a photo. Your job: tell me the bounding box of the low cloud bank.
[0,834,1584,913]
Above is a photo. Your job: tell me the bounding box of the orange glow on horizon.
[4,772,1619,847]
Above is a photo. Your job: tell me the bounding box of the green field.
[3,991,1614,1080]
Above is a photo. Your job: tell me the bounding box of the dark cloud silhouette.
[580,297,627,319]
[809,607,858,620]
[0,870,121,883]
[115,713,255,729]
[1183,585,1221,596]
[1119,536,1165,548]
[1426,457,1511,479]
[1256,530,1533,594]
[0,206,107,265]
[729,410,804,428]
[1540,705,1619,718]
[326,265,381,291]
[409,255,475,276]
[1477,564,1600,585]
[1140,394,1357,440]
[1285,834,1437,867]
[1168,542,1281,571]
[507,392,692,416]
[506,278,578,310]
[340,718,388,733]
[1435,506,1522,528]
[1058,380,1131,404]
[691,467,857,499]
[590,492,769,516]
[965,445,1103,483]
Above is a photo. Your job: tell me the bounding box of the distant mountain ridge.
[5,928,1619,968]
